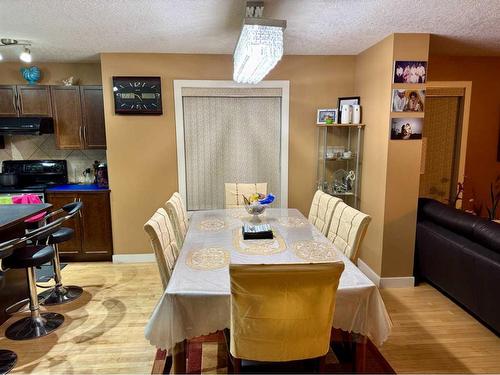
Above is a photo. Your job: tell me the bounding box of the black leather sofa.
[415,198,500,335]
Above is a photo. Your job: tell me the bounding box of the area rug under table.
[152,330,394,374]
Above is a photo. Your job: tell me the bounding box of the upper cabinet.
[80,86,106,149]
[17,85,52,117]
[0,86,18,116]
[0,85,51,117]
[51,86,83,149]
[50,85,106,150]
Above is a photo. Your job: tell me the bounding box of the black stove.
[0,160,68,198]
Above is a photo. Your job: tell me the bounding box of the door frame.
[173,80,290,209]
[425,81,472,207]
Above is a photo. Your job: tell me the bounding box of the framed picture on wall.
[392,89,425,112]
[393,61,427,83]
[390,117,423,140]
[317,109,338,124]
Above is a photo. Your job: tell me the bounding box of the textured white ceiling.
[0,0,499,62]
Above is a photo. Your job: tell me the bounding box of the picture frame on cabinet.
[317,109,338,124]
[337,96,360,123]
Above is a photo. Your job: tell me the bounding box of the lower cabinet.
[46,190,113,261]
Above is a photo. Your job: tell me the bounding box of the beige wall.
[383,34,429,277]
[354,35,394,276]
[0,62,101,85]
[355,34,429,278]
[100,54,356,254]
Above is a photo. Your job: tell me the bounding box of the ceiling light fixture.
[233,1,286,84]
[19,47,32,63]
[0,38,33,63]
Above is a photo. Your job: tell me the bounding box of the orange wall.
[428,57,500,216]
[100,53,356,254]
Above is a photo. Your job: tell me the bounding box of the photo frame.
[317,109,338,124]
[393,61,427,84]
[390,117,424,140]
[392,89,425,112]
[337,96,360,123]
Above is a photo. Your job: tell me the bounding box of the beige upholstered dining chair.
[326,201,371,262]
[227,262,345,372]
[308,190,342,235]
[224,183,267,208]
[144,208,180,289]
[165,192,189,249]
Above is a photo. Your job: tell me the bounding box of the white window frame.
[173,80,290,209]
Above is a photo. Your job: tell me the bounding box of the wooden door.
[79,192,113,257]
[0,85,19,116]
[45,193,83,256]
[50,86,83,149]
[17,85,52,116]
[80,86,106,149]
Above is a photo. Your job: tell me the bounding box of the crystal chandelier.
[233,2,286,84]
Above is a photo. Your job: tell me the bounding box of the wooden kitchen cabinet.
[0,85,19,116]
[50,86,83,149]
[17,85,52,116]
[0,85,52,117]
[51,85,106,150]
[46,190,113,261]
[80,86,106,149]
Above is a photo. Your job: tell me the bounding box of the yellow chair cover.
[308,190,341,235]
[326,201,371,262]
[224,183,268,208]
[144,208,179,289]
[229,262,344,362]
[165,192,189,249]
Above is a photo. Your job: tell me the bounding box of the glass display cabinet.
[317,124,365,209]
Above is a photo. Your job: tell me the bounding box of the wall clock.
[112,76,162,115]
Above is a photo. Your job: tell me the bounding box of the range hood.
[0,117,54,135]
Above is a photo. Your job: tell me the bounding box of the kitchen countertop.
[46,184,110,192]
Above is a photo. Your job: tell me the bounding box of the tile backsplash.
[0,134,106,183]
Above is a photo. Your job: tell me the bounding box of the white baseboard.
[357,258,414,288]
[112,253,155,264]
[380,276,415,288]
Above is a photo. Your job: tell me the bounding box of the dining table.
[145,207,392,365]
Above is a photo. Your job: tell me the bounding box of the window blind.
[182,94,282,210]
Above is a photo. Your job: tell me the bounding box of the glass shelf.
[317,124,364,209]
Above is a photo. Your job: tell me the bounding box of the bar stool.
[0,259,17,373]
[38,201,83,305]
[1,219,66,340]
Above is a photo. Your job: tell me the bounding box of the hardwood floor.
[0,262,499,374]
[0,262,163,374]
[380,284,500,374]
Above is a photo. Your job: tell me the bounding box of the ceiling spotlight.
[19,48,32,63]
[1,38,18,46]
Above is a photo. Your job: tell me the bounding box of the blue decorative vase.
[20,66,41,85]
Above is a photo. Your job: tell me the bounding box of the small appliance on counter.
[94,162,108,188]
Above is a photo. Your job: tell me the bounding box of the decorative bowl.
[245,203,268,221]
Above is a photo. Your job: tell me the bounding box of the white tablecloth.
[145,208,392,349]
